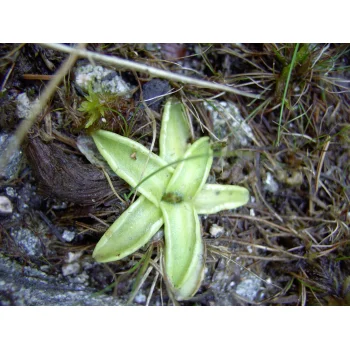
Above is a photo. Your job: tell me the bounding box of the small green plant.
[78,85,136,136]
[91,98,250,300]
[78,85,111,128]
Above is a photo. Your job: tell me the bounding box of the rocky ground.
[0,44,349,305]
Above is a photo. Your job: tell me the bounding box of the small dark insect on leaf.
[26,137,125,206]
[161,192,183,204]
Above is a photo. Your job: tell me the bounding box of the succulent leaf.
[194,184,250,214]
[165,137,213,202]
[160,98,191,163]
[92,130,173,206]
[93,196,163,263]
[160,201,205,300]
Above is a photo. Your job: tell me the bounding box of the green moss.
[78,85,111,128]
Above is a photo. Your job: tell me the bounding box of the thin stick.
[146,271,159,306]
[41,43,261,99]
[1,62,15,91]
[88,213,109,228]
[101,167,127,205]
[0,43,86,174]
[22,74,54,80]
[227,214,292,233]
[224,253,283,290]
[315,136,331,192]
[254,183,284,223]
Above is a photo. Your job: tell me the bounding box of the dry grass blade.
[315,136,331,192]
[41,43,261,99]
[146,271,160,306]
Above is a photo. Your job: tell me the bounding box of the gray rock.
[0,133,23,181]
[10,228,43,257]
[139,79,171,112]
[75,64,133,96]
[62,230,76,242]
[235,274,263,302]
[5,187,16,198]
[0,254,126,306]
[0,196,13,215]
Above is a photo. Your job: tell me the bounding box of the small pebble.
[204,101,255,146]
[16,92,31,119]
[209,224,225,238]
[10,228,43,257]
[66,251,83,263]
[62,230,75,242]
[5,187,16,197]
[0,133,23,180]
[235,275,262,301]
[62,263,80,276]
[264,172,279,193]
[40,265,50,272]
[75,64,133,96]
[0,196,13,215]
[134,293,146,304]
[139,79,171,112]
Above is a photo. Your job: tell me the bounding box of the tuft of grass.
[276,43,300,146]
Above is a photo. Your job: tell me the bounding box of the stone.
[0,254,125,305]
[0,133,23,181]
[0,196,13,215]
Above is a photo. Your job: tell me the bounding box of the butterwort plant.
[91,98,249,300]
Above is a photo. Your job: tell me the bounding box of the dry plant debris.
[0,43,349,306]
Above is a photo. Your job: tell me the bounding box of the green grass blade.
[276,43,300,146]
